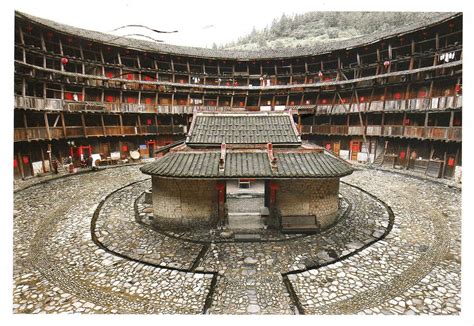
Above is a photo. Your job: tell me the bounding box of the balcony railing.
[14,124,186,142]
[366,125,382,136]
[448,127,462,141]
[383,125,404,137]
[426,127,448,140]
[15,95,463,115]
[348,126,364,135]
[403,126,425,138]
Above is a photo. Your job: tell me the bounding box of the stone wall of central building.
[151,177,218,229]
[276,178,340,228]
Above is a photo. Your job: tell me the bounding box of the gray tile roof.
[187,113,301,145]
[140,151,353,178]
[16,11,460,60]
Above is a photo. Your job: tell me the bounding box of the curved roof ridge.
[15,10,461,60]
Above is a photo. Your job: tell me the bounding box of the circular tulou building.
[14,11,461,182]
[141,110,353,231]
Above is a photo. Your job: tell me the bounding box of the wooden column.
[81,113,87,137]
[60,112,67,137]
[44,112,51,140]
[17,152,25,179]
[40,146,46,173]
[101,114,106,136]
[23,112,29,141]
[119,114,124,135]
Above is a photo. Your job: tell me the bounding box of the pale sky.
[14,0,326,48]
[12,0,464,48]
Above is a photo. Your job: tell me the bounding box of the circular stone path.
[13,166,461,315]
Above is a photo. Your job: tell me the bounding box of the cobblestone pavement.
[13,166,461,314]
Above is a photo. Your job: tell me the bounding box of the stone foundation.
[276,178,340,228]
[151,177,218,229]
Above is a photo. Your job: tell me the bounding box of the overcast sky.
[13,0,464,49]
[14,0,326,48]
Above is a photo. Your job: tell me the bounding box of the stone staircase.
[228,212,263,230]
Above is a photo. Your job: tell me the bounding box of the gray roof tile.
[140,151,353,178]
[16,11,460,60]
[187,113,300,145]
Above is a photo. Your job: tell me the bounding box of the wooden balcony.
[348,126,364,135]
[383,125,404,137]
[448,127,462,141]
[26,127,49,140]
[312,125,331,134]
[403,126,425,138]
[105,126,122,136]
[65,126,85,138]
[14,123,186,142]
[14,128,28,142]
[85,126,104,137]
[384,99,406,111]
[426,127,448,140]
[368,101,384,112]
[366,125,382,136]
[331,125,349,135]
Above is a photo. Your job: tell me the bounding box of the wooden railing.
[348,126,364,135]
[15,95,463,115]
[14,124,186,142]
[426,127,448,140]
[66,126,85,137]
[383,125,404,137]
[366,125,382,136]
[448,127,462,141]
[104,126,122,136]
[331,125,349,134]
[403,126,425,138]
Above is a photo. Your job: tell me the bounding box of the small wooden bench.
[281,215,319,233]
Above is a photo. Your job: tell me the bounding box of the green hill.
[218,12,439,50]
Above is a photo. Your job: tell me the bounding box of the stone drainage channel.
[91,178,394,315]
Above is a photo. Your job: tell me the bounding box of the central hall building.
[140,111,353,232]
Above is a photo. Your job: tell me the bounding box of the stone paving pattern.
[13,167,212,314]
[13,166,461,314]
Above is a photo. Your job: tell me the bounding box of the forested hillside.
[218,12,439,50]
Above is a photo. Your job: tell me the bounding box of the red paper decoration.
[61,57,69,65]
[146,119,152,125]
[106,96,113,102]
[13,159,18,168]
[399,151,406,159]
[22,156,29,164]
[394,92,402,100]
[383,60,390,68]
[359,96,365,102]
[122,145,128,152]
[448,158,455,167]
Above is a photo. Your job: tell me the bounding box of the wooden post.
[101,114,106,136]
[47,143,53,172]
[17,152,25,179]
[60,111,67,137]
[119,114,124,135]
[81,113,87,137]
[40,146,46,173]
[44,112,51,140]
[405,143,411,170]
[23,112,29,141]
[441,149,447,178]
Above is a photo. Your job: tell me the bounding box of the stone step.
[228,213,263,230]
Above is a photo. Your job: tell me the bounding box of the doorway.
[226,179,267,230]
